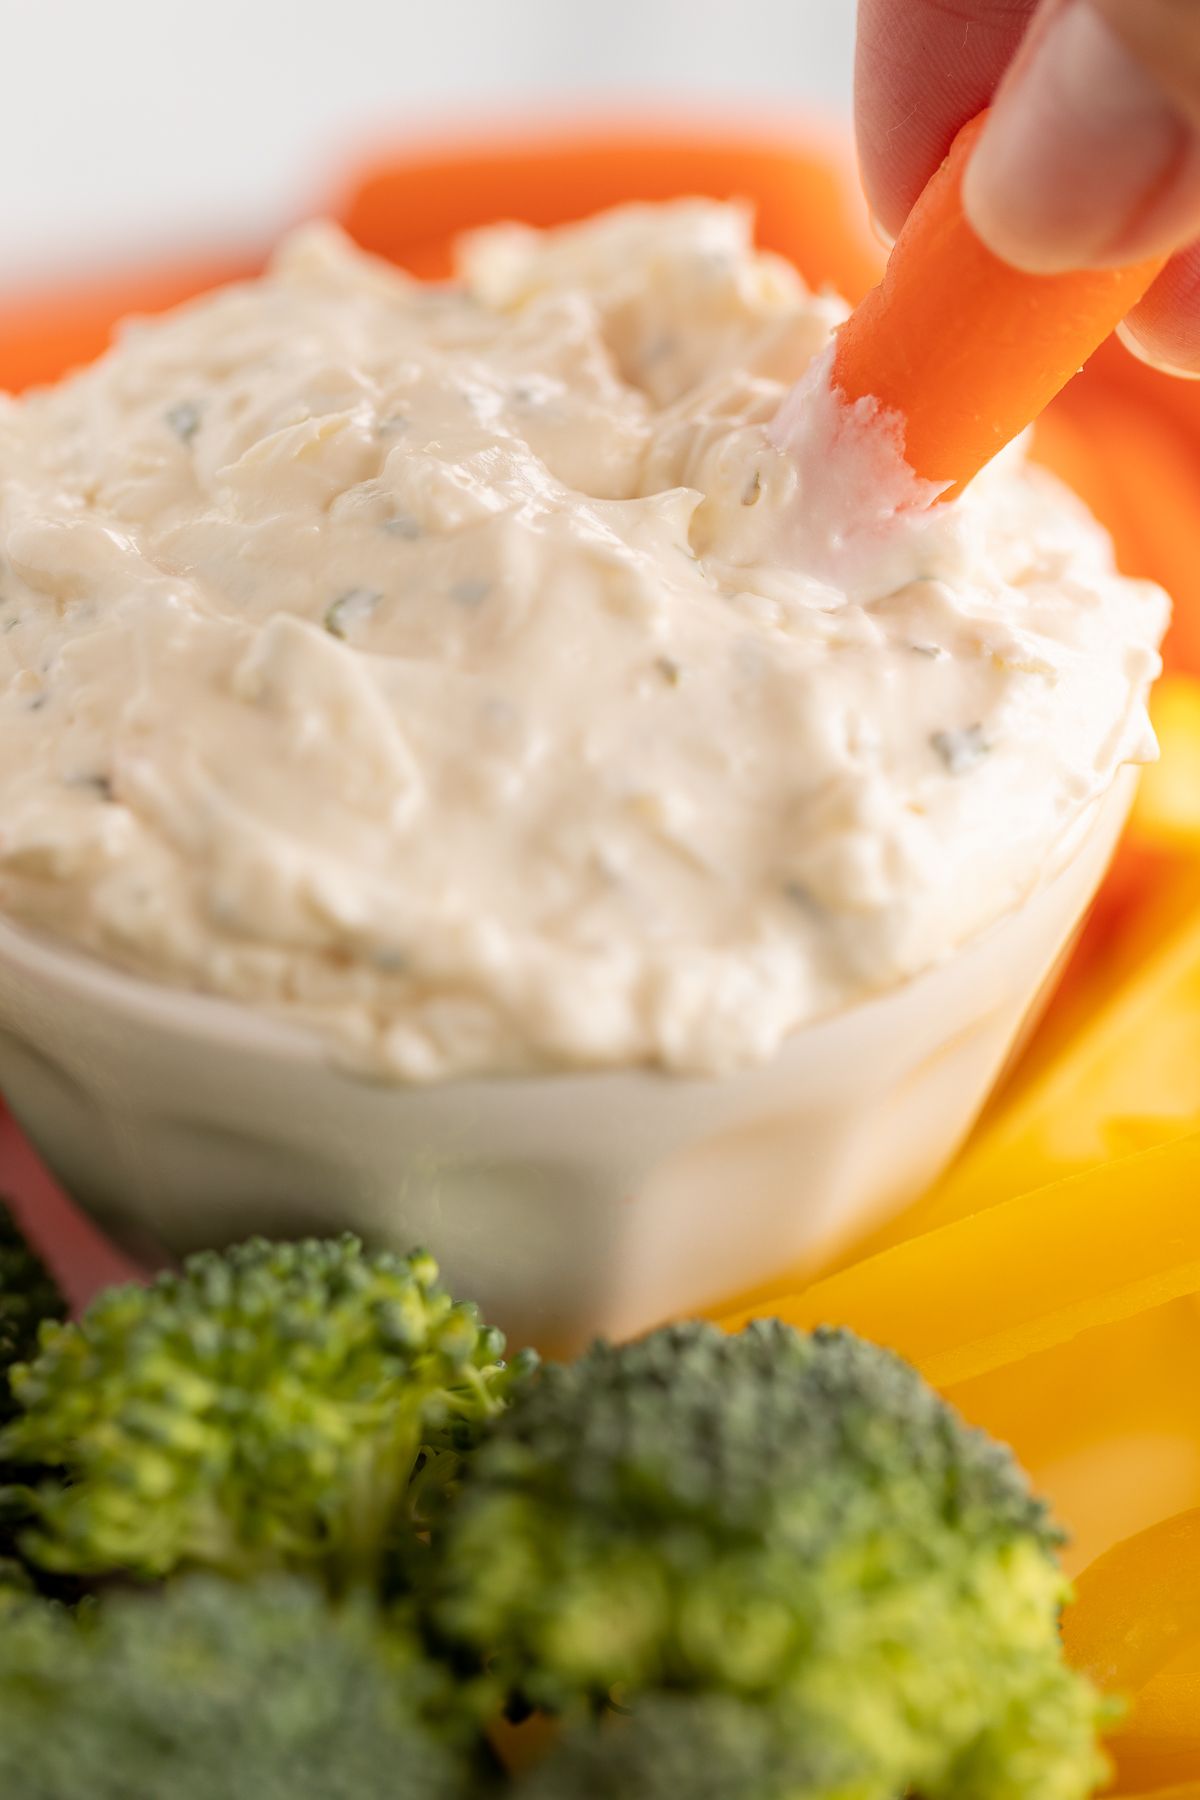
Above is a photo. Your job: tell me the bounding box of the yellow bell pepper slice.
[719,1132,1200,1390]
[943,1293,1200,1582]
[870,889,1200,1248]
[855,685,1200,1260]
[825,692,1200,1273]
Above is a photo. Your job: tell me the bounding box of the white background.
[3,0,856,283]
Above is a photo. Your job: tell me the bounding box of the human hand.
[856,0,1200,373]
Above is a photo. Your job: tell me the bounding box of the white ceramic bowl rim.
[0,781,1114,1087]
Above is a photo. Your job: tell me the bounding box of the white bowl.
[0,772,1133,1351]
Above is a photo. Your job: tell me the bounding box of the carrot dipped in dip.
[775,113,1166,505]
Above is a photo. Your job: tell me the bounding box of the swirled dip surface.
[0,205,1168,1079]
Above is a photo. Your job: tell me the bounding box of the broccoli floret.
[513,1695,862,1800]
[0,1555,37,1615]
[430,1321,1109,1800]
[517,1687,1112,1800]
[1,1234,535,1589]
[0,1574,477,1800]
[0,1203,66,1589]
[0,1202,64,1423]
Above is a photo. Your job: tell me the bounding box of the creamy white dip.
[0,203,1168,1080]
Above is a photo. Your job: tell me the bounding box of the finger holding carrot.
[823,109,1165,496]
[856,0,1200,377]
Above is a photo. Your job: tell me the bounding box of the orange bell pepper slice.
[1065,1507,1200,1696]
[1056,336,1200,682]
[1118,1787,1200,1798]
[1065,1508,1200,1790]
[1132,678,1200,853]
[1128,1668,1200,1743]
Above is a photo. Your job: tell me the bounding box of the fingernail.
[963,1,1188,272]
[1116,319,1200,380]
[867,211,895,252]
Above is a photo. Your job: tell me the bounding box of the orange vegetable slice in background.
[718,1132,1200,1389]
[831,113,1166,496]
[1033,379,1200,682]
[1065,1509,1200,1790]
[0,252,258,394]
[1058,336,1200,682]
[1134,679,1200,852]
[1005,743,1200,1124]
[1118,1787,1200,1798]
[1126,1668,1200,1744]
[1065,1507,1200,1695]
[0,128,883,402]
[337,123,883,301]
[1117,1753,1200,1792]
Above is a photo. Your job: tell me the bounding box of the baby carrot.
[831,113,1167,497]
[337,127,883,302]
[0,254,257,394]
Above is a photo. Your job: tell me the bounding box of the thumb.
[1091,0,1200,132]
[962,0,1200,274]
